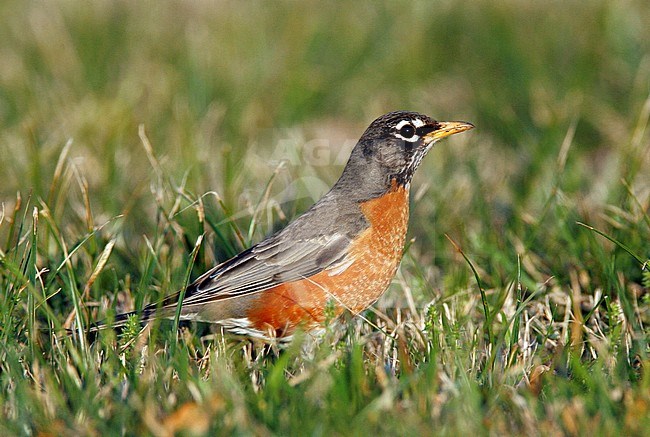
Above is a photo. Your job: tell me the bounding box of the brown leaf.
[160,394,225,437]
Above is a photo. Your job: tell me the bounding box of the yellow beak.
[424,121,474,142]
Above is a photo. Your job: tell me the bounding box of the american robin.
[104,111,473,340]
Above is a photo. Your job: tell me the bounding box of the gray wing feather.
[157,195,368,309]
[178,233,353,306]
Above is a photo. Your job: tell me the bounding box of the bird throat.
[394,142,434,187]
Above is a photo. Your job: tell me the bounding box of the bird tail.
[89,310,141,332]
[65,307,157,339]
[67,292,181,338]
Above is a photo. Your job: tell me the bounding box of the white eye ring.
[394,120,419,142]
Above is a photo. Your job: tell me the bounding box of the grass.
[1,0,649,435]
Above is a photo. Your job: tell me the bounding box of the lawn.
[0,1,649,435]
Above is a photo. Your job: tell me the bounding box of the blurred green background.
[1,0,649,291]
[0,1,649,434]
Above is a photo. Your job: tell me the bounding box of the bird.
[99,111,473,340]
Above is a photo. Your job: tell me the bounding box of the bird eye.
[398,124,416,139]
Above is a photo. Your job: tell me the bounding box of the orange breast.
[247,182,410,336]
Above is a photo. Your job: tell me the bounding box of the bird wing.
[97,230,357,329]
[174,231,355,307]
[142,193,369,314]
